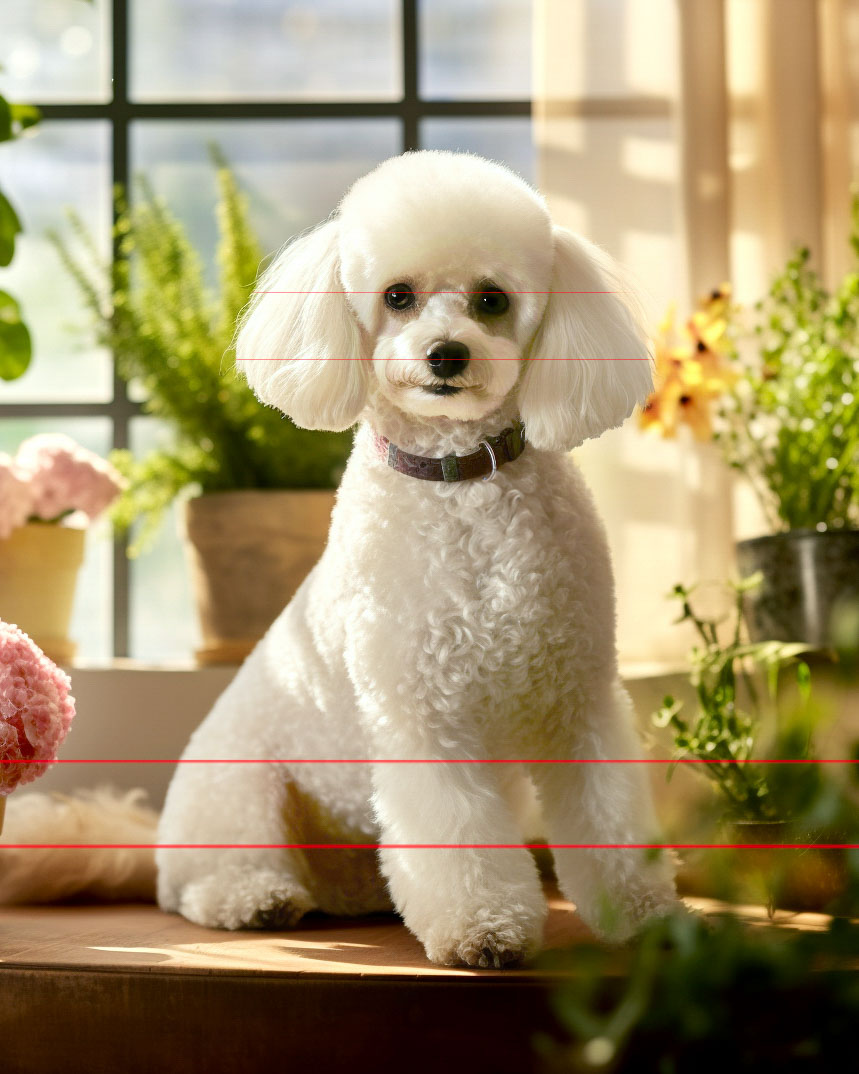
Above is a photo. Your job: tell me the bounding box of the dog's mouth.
[422,384,464,396]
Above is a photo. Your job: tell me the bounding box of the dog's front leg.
[529,679,678,942]
[371,758,546,968]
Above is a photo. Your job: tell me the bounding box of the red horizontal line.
[235,357,650,362]
[2,843,855,851]
[251,290,629,295]
[1,758,853,765]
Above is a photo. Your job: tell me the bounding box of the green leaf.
[0,94,12,143]
[796,660,812,706]
[9,102,41,134]
[0,188,22,267]
[0,289,32,380]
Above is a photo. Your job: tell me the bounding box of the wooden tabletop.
[0,893,841,1074]
[0,889,836,979]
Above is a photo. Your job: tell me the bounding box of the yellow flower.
[638,388,678,437]
[660,378,716,441]
[640,284,738,439]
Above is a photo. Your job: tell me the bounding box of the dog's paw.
[585,883,681,945]
[423,904,546,969]
[177,868,316,931]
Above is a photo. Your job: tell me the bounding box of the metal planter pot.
[736,529,859,646]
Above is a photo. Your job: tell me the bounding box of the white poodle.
[154,150,677,966]
[1,151,677,968]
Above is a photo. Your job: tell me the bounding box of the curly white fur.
[2,152,677,967]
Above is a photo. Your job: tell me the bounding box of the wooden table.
[0,892,835,1074]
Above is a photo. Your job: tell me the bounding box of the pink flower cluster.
[0,434,123,539]
[0,620,75,795]
[0,454,31,539]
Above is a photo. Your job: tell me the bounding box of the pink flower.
[0,453,33,539]
[0,620,75,795]
[15,433,123,522]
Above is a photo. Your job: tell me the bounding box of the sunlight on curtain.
[533,0,859,667]
[533,0,730,667]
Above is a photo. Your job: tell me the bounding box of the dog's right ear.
[517,227,653,452]
[235,219,369,431]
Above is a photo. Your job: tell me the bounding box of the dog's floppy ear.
[517,227,653,452]
[235,219,369,431]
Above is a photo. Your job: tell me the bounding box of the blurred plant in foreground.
[0,87,40,381]
[537,906,859,1073]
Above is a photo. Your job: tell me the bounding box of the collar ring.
[479,439,498,482]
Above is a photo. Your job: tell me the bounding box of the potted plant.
[0,435,122,664]
[52,155,352,664]
[652,579,855,913]
[640,198,859,646]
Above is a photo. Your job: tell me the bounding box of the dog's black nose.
[426,341,470,379]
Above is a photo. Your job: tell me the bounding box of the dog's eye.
[474,287,510,316]
[384,283,416,311]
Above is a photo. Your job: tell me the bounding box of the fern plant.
[50,153,352,551]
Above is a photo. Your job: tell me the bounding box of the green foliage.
[50,153,352,551]
[0,89,40,380]
[717,193,859,530]
[653,579,814,822]
[538,907,859,1073]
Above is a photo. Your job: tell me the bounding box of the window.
[0,0,534,663]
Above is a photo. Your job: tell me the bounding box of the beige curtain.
[533,0,859,667]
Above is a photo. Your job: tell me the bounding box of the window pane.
[0,417,113,664]
[420,0,532,100]
[540,117,680,315]
[420,117,535,185]
[130,0,402,102]
[0,121,112,402]
[128,418,197,664]
[0,0,111,103]
[130,119,402,268]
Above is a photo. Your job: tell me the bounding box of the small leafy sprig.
[653,578,812,822]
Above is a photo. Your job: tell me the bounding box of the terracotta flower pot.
[181,489,336,666]
[0,522,85,665]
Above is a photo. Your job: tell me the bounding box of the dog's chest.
[405,476,608,721]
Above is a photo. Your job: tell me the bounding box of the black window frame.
[0,0,531,659]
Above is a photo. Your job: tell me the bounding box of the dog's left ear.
[235,219,369,431]
[517,227,653,452]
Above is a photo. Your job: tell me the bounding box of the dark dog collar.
[373,419,526,483]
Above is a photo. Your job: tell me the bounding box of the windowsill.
[64,658,690,683]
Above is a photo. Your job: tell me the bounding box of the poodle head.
[236,150,652,451]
